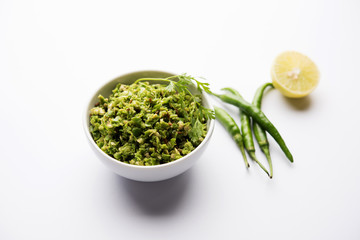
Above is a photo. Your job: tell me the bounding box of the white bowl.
[83,70,215,182]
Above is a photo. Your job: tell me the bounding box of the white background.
[1,0,360,239]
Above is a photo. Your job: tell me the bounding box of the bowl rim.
[83,70,215,169]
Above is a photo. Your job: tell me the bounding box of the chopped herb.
[89,74,214,166]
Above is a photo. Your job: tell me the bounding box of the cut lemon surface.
[271,51,320,98]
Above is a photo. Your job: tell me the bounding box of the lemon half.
[271,51,320,98]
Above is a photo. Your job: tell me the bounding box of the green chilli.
[214,106,249,168]
[212,90,294,163]
[252,83,274,178]
[221,88,270,177]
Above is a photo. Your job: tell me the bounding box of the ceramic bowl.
[83,70,215,182]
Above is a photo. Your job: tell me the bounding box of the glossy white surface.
[83,70,215,182]
[1,0,360,239]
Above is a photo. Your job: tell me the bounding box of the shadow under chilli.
[116,169,193,216]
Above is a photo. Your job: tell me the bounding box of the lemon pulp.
[271,51,320,98]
